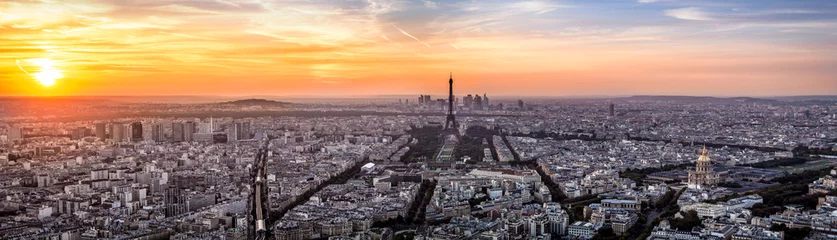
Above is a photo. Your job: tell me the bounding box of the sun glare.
[28,58,63,87]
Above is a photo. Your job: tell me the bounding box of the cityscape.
[2,0,837,240]
[1,77,836,240]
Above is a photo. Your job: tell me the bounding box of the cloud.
[511,1,568,15]
[15,60,29,74]
[665,7,714,21]
[392,24,431,48]
[637,0,658,3]
[215,0,241,8]
[366,0,402,15]
[450,43,460,50]
[424,1,438,9]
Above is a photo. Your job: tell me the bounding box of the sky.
[1,0,836,97]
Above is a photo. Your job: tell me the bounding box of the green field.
[772,160,836,172]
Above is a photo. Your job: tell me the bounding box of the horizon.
[2,93,837,99]
[2,0,837,96]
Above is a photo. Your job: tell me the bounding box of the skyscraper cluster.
[77,118,246,144]
[418,95,432,106]
[226,122,252,142]
[424,93,491,111]
[462,93,489,110]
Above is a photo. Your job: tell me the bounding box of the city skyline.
[4,1,837,239]
[2,0,837,97]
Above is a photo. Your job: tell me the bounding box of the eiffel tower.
[444,73,458,131]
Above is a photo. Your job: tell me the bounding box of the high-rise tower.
[444,73,458,130]
[95,123,106,140]
[172,122,185,142]
[130,122,143,142]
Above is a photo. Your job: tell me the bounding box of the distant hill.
[625,95,717,101]
[766,95,837,102]
[623,95,779,104]
[218,99,294,106]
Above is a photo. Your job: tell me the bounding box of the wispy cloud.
[1,0,836,96]
[424,1,438,9]
[366,0,403,15]
[665,7,714,21]
[15,60,29,74]
[392,24,431,48]
[216,0,241,8]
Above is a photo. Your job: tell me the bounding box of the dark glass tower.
[130,122,143,142]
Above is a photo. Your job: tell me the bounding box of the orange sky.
[2,0,837,97]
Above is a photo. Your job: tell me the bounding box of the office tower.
[172,122,184,142]
[72,127,91,140]
[165,186,188,218]
[224,122,252,141]
[227,122,243,141]
[151,123,165,142]
[608,103,615,117]
[199,122,211,133]
[241,122,252,140]
[418,95,424,105]
[8,127,23,141]
[518,99,524,109]
[126,124,133,141]
[483,94,489,109]
[424,95,431,106]
[235,123,242,141]
[130,122,143,142]
[108,124,114,139]
[184,122,196,142]
[95,123,106,140]
[464,94,473,109]
[123,124,131,142]
[111,123,124,142]
[210,117,215,132]
[474,95,483,110]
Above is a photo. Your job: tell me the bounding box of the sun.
[27,58,63,87]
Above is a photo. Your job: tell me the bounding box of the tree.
[669,210,702,231]
[772,224,812,240]
[591,227,616,240]
[718,182,743,188]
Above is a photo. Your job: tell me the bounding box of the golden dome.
[698,146,711,162]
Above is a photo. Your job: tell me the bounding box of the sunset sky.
[1,0,836,97]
